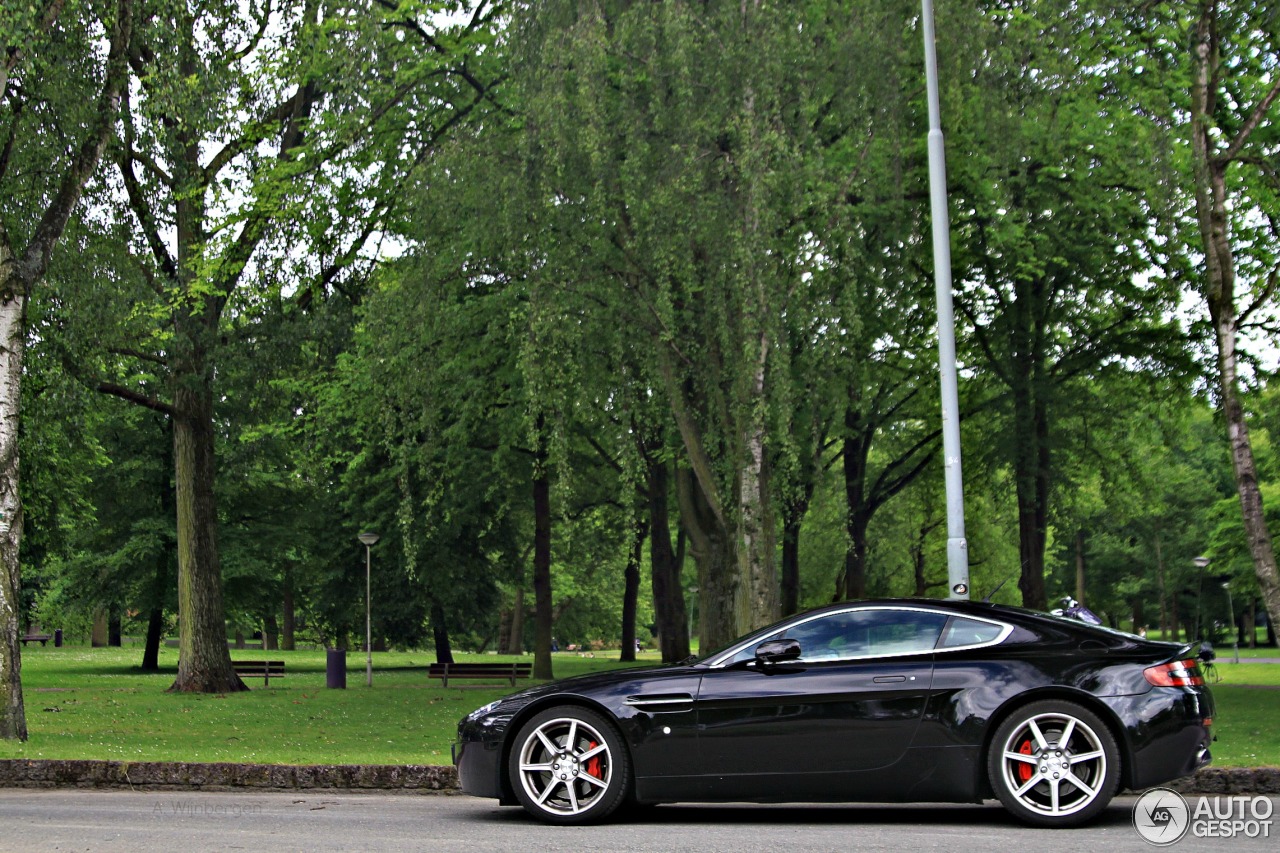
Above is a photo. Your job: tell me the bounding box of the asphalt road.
[0,790,1274,852]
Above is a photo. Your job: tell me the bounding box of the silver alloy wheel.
[515,715,613,818]
[999,710,1108,818]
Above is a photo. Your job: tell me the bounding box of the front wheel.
[987,699,1120,827]
[508,705,631,824]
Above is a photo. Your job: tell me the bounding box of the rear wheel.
[987,700,1120,827]
[508,705,630,824]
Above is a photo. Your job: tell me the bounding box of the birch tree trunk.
[1189,2,1280,639]
[0,0,134,737]
[0,277,27,739]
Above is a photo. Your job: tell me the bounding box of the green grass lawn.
[2,644,1276,768]
[2,646,652,766]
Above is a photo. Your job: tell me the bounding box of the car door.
[694,606,948,800]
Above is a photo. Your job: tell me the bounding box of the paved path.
[0,789,1274,852]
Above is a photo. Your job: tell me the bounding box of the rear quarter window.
[939,616,1008,649]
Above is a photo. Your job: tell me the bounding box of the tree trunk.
[780,505,802,616]
[676,467,738,652]
[843,510,870,600]
[91,610,109,647]
[169,350,245,693]
[1075,530,1086,606]
[0,281,27,740]
[503,588,526,655]
[1013,384,1050,611]
[620,519,647,662]
[913,538,927,598]
[1155,535,1168,636]
[647,458,689,662]
[142,609,164,672]
[737,349,777,631]
[496,607,511,654]
[1247,599,1256,649]
[142,437,173,672]
[1190,5,1280,643]
[842,408,871,601]
[281,569,295,651]
[431,600,454,664]
[532,424,553,680]
[263,615,279,651]
[108,609,122,647]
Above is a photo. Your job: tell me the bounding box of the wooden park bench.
[428,661,531,688]
[20,634,52,646]
[233,659,286,686]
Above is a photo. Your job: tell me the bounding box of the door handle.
[872,675,907,683]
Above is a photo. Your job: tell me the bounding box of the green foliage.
[13,0,1280,685]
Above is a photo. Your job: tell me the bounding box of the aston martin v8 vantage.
[454,599,1213,826]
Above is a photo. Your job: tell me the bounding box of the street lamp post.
[358,532,380,686]
[1193,555,1210,640]
[921,0,969,600]
[1222,581,1239,664]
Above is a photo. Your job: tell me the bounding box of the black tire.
[507,705,631,824]
[987,699,1120,827]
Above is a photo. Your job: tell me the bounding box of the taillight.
[1144,659,1205,687]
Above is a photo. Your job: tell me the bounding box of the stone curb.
[0,760,458,792]
[0,760,1276,795]
[1168,767,1280,796]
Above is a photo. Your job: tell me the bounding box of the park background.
[1,0,1278,755]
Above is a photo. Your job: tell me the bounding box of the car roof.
[806,597,1166,646]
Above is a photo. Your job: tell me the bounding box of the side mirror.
[755,638,801,663]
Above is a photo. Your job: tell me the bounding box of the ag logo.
[1133,787,1190,845]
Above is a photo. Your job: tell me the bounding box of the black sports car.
[453,599,1213,826]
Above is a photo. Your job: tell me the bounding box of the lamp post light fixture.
[358,532,380,686]
[1193,555,1211,640]
[1222,581,1239,664]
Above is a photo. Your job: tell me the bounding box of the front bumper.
[454,715,510,800]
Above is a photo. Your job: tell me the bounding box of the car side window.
[789,609,949,662]
[938,616,1006,649]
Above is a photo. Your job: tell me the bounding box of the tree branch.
[1221,75,1280,164]
[108,346,168,367]
[226,0,274,63]
[12,0,134,287]
[97,382,177,416]
[1,0,69,99]
[1239,265,1280,328]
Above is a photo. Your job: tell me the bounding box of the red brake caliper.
[585,741,602,779]
[1016,739,1034,783]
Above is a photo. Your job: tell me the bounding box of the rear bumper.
[1123,687,1214,790]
